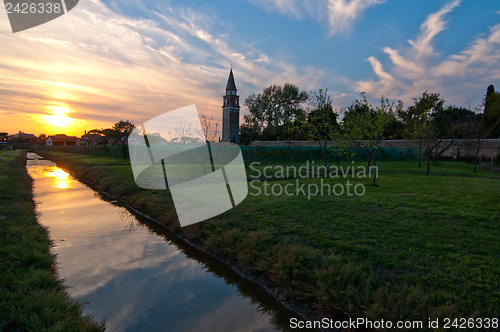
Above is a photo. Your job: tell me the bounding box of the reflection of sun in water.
[43,167,71,189]
[43,105,75,128]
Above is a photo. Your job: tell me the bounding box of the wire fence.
[33,144,130,159]
[240,146,420,163]
[33,144,422,164]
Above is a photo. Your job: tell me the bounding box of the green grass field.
[0,151,103,331]
[36,150,500,323]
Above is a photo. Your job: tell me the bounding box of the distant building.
[7,132,37,143]
[6,132,37,148]
[81,131,103,145]
[222,68,240,143]
[45,134,79,146]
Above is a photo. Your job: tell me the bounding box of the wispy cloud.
[356,0,500,107]
[408,0,461,61]
[247,0,307,20]
[0,0,325,135]
[247,0,385,36]
[327,0,385,36]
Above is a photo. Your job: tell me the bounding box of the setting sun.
[43,105,75,128]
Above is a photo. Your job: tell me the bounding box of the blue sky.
[1,0,499,135]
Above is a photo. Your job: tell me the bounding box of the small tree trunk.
[426,157,431,175]
[372,150,377,183]
[418,146,422,168]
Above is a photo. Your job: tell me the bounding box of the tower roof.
[225,68,237,91]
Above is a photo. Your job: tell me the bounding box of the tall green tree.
[244,83,307,140]
[468,112,487,173]
[485,84,496,110]
[424,105,472,175]
[113,120,135,142]
[407,92,472,175]
[401,91,443,168]
[484,84,500,138]
[307,89,339,167]
[343,94,392,183]
[467,86,500,172]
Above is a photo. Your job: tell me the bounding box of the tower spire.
[225,67,237,91]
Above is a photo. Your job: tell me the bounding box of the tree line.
[240,84,500,177]
[86,120,136,144]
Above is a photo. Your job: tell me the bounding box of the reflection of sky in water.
[43,166,71,189]
[26,154,282,332]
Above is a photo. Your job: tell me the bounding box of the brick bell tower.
[222,68,240,143]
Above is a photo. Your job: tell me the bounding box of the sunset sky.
[1,0,499,137]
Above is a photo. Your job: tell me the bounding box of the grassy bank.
[0,151,103,331]
[36,150,500,323]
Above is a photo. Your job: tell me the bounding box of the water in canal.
[26,153,298,332]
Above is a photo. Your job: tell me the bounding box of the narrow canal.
[26,153,299,332]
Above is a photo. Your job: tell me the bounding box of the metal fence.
[240,145,420,163]
[32,144,421,164]
[33,144,130,159]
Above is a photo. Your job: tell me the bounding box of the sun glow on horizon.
[42,105,76,128]
[29,101,101,136]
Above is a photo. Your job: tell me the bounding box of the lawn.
[36,150,500,323]
[0,151,103,331]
